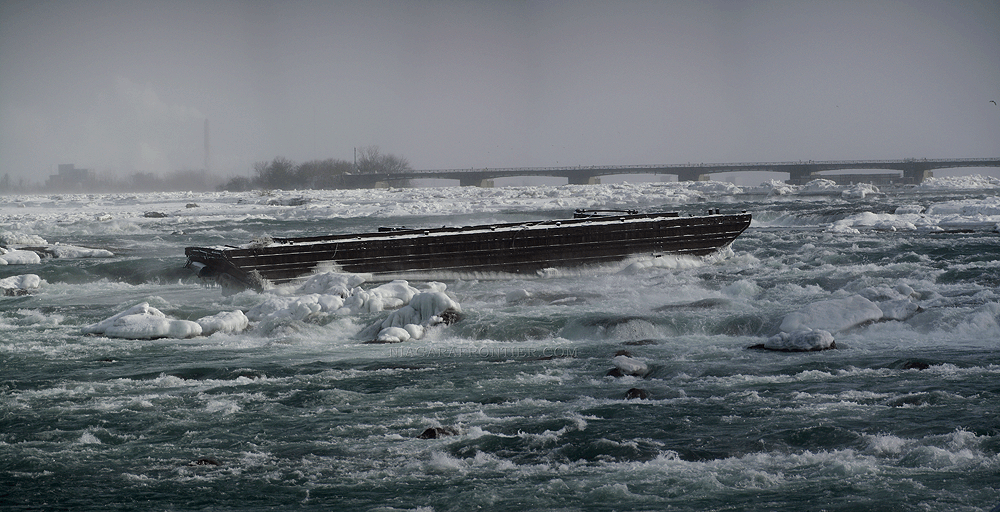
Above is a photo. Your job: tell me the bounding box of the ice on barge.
[185,209,751,290]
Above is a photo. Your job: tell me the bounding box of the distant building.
[46,164,93,190]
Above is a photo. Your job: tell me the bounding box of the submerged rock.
[622,339,659,346]
[749,329,836,352]
[779,295,882,333]
[418,427,460,439]
[901,360,931,370]
[188,458,221,466]
[625,388,651,400]
[607,353,649,377]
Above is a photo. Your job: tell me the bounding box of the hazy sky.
[1,0,998,181]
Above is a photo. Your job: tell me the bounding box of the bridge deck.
[341,158,1000,188]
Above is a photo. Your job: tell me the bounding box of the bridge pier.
[459,177,494,187]
[568,175,601,185]
[785,167,816,185]
[901,165,932,185]
[674,170,710,182]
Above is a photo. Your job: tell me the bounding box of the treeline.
[1,169,219,194]
[0,146,411,194]
[219,146,410,191]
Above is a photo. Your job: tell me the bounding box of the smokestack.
[203,118,210,172]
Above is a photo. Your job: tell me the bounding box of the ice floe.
[81,303,203,339]
[196,310,250,335]
[0,274,42,295]
[611,354,649,376]
[0,249,41,265]
[79,274,463,341]
[754,329,836,352]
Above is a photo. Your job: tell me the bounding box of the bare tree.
[254,157,297,189]
[298,158,353,189]
[356,146,410,174]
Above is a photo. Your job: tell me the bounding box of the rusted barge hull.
[185,210,751,290]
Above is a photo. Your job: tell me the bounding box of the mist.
[1,0,998,187]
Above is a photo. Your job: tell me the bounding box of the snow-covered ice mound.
[360,290,462,343]
[751,329,836,352]
[0,249,41,265]
[197,310,250,335]
[0,274,42,296]
[82,303,203,339]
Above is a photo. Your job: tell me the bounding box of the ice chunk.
[759,329,836,351]
[0,274,42,295]
[295,272,367,296]
[611,355,649,376]
[0,250,41,265]
[376,326,412,343]
[363,290,462,342]
[48,245,114,258]
[81,302,202,339]
[197,310,250,335]
[841,183,880,199]
[0,232,47,246]
[346,280,420,313]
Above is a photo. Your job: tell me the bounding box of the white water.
[2,175,1000,511]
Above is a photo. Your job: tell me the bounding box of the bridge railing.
[403,158,998,175]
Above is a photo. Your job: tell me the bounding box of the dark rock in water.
[363,338,405,344]
[533,354,574,361]
[901,360,931,370]
[438,308,462,325]
[418,427,460,439]
[622,339,659,346]
[654,298,731,311]
[185,203,199,208]
[2,287,31,297]
[143,211,169,218]
[606,368,626,378]
[188,458,221,466]
[479,396,511,405]
[625,388,650,400]
[614,349,632,357]
[268,196,310,206]
[747,341,837,352]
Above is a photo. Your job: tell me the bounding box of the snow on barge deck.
[185,209,752,290]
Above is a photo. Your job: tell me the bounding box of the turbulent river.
[2,178,999,511]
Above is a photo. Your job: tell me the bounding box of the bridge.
[339,158,1000,188]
